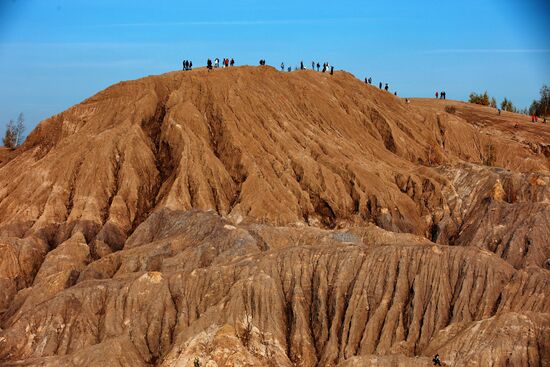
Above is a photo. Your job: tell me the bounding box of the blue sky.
[1,0,549,133]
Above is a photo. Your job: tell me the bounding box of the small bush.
[445,105,456,114]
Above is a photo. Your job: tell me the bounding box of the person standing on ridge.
[436,91,439,99]
[368,77,372,84]
[385,83,389,92]
[207,59,212,71]
[300,61,304,70]
[230,58,235,66]
[379,82,382,89]
[316,62,320,71]
[281,62,285,71]
[330,66,334,75]
[312,61,315,70]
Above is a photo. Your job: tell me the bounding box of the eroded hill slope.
[0,66,548,366]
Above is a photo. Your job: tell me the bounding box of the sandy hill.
[0,66,548,367]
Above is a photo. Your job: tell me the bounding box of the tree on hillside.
[501,98,516,112]
[14,113,25,146]
[490,97,497,108]
[469,91,490,106]
[529,84,550,116]
[3,120,16,149]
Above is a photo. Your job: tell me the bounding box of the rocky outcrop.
[0,67,548,366]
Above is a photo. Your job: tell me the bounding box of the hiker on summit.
[300,61,304,70]
[436,91,439,99]
[281,62,285,71]
[385,83,389,92]
[330,66,334,75]
[368,77,372,84]
[379,82,383,89]
[230,58,235,66]
[316,62,320,71]
[207,59,212,70]
[365,78,368,84]
[443,91,447,99]
[214,58,219,68]
[312,61,315,70]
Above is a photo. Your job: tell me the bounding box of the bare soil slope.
[0,66,548,367]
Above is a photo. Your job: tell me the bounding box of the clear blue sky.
[1,0,549,133]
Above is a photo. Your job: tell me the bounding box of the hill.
[0,66,548,366]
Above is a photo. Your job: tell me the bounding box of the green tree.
[501,98,516,112]
[3,120,16,149]
[490,97,497,108]
[469,91,490,106]
[529,84,550,116]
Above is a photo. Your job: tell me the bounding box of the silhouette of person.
[288,66,291,72]
[281,62,285,71]
[207,59,212,70]
[379,82,382,89]
[230,58,235,66]
[312,61,315,70]
[436,91,439,99]
[385,83,389,91]
[433,354,442,366]
[330,66,334,75]
[300,61,304,70]
[316,62,320,71]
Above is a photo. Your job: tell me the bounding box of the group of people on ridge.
[435,91,447,99]
[363,78,398,96]
[182,60,193,71]
[206,57,235,70]
[276,60,334,75]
